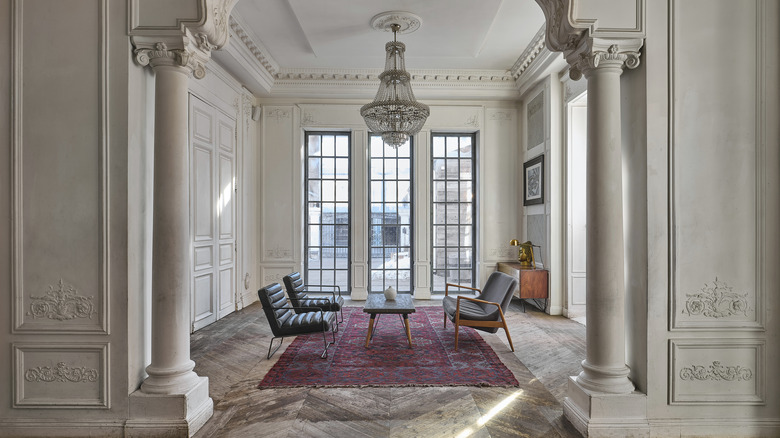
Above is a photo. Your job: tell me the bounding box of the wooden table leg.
[403,314,412,348]
[365,314,376,347]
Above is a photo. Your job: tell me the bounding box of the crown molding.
[222,13,524,100]
[510,25,547,80]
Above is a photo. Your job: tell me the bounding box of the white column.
[143,53,201,394]
[127,42,213,437]
[572,44,639,394]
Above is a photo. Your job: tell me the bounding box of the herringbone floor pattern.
[192,298,586,438]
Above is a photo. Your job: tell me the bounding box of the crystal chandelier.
[361,17,429,148]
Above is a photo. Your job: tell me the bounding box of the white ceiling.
[218,0,552,99]
[232,0,545,71]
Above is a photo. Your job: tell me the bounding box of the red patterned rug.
[258,306,519,388]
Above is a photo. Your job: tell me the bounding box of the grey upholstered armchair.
[257,283,337,359]
[442,271,517,351]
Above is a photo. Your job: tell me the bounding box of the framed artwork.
[523,154,544,205]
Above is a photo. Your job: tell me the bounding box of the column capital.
[568,41,642,80]
[133,38,211,79]
[129,0,237,79]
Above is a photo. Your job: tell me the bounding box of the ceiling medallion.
[360,11,429,148]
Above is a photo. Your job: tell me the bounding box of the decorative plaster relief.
[679,361,753,382]
[301,111,319,127]
[25,362,98,383]
[14,343,108,408]
[669,339,764,405]
[683,278,750,319]
[266,246,292,259]
[464,115,479,127]
[266,108,290,123]
[489,112,512,122]
[489,247,515,259]
[27,279,95,321]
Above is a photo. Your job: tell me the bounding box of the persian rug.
[258,306,519,388]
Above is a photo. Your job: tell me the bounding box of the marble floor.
[191,297,586,438]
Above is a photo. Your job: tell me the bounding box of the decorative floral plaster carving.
[679,361,753,382]
[266,108,290,123]
[25,362,98,383]
[464,115,479,127]
[301,112,319,127]
[27,279,95,321]
[683,277,749,318]
[266,246,292,259]
[489,112,512,121]
[264,273,283,282]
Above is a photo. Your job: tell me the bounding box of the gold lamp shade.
[509,239,535,268]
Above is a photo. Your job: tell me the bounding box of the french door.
[189,94,237,331]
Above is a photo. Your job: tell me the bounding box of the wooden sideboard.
[496,262,549,312]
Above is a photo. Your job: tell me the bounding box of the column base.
[564,376,648,438]
[126,376,212,437]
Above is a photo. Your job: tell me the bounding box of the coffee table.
[363,293,416,348]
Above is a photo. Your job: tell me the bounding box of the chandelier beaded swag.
[360,12,430,148]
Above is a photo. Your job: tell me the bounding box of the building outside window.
[369,135,413,292]
[431,133,476,292]
[305,132,350,291]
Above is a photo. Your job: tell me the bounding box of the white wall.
[0,0,132,434]
[644,0,780,434]
[256,100,520,300]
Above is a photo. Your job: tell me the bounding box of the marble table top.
[363,293,416,314]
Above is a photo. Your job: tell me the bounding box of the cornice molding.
[228,15,278,76]
[510,25,547,80]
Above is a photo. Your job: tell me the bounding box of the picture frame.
[523,154,544,206]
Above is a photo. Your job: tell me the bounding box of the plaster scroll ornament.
[25,362,98,383]
[27,279,95,321]
[683,277,750,318]
[134,42,209,79]
[679,361,753,382]
[568,44,641,81]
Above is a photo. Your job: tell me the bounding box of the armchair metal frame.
[443,282,515,352]
[283,272,345,328]
[266,305,336,359]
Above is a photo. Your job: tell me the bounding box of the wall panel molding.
[669,339,764,405]
[13,343,109,409]
[668,0,764,331]
[12,0,109,335]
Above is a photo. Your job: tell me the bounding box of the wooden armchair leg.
[502,321,515,352]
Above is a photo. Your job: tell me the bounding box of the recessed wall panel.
[14,343,108,408]
[671,1,761,330]
[14,0,107,333]
[669,339,764,405]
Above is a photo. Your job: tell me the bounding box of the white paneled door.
[190,94,237,332]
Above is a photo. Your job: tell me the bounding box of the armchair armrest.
[445,283,482,297]
[301,284,342,298]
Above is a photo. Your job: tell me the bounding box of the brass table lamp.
[509,239,535,269]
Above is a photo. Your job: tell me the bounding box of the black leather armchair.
[442,271,517,351]
[282,272,344,327]
[258,283,337,359]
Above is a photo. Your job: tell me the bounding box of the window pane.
[431,133,476,292]
[335,135,349,156]
[369,136,413,293]
[305,132,350,292]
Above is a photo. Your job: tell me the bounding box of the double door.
[189,94,237,331]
